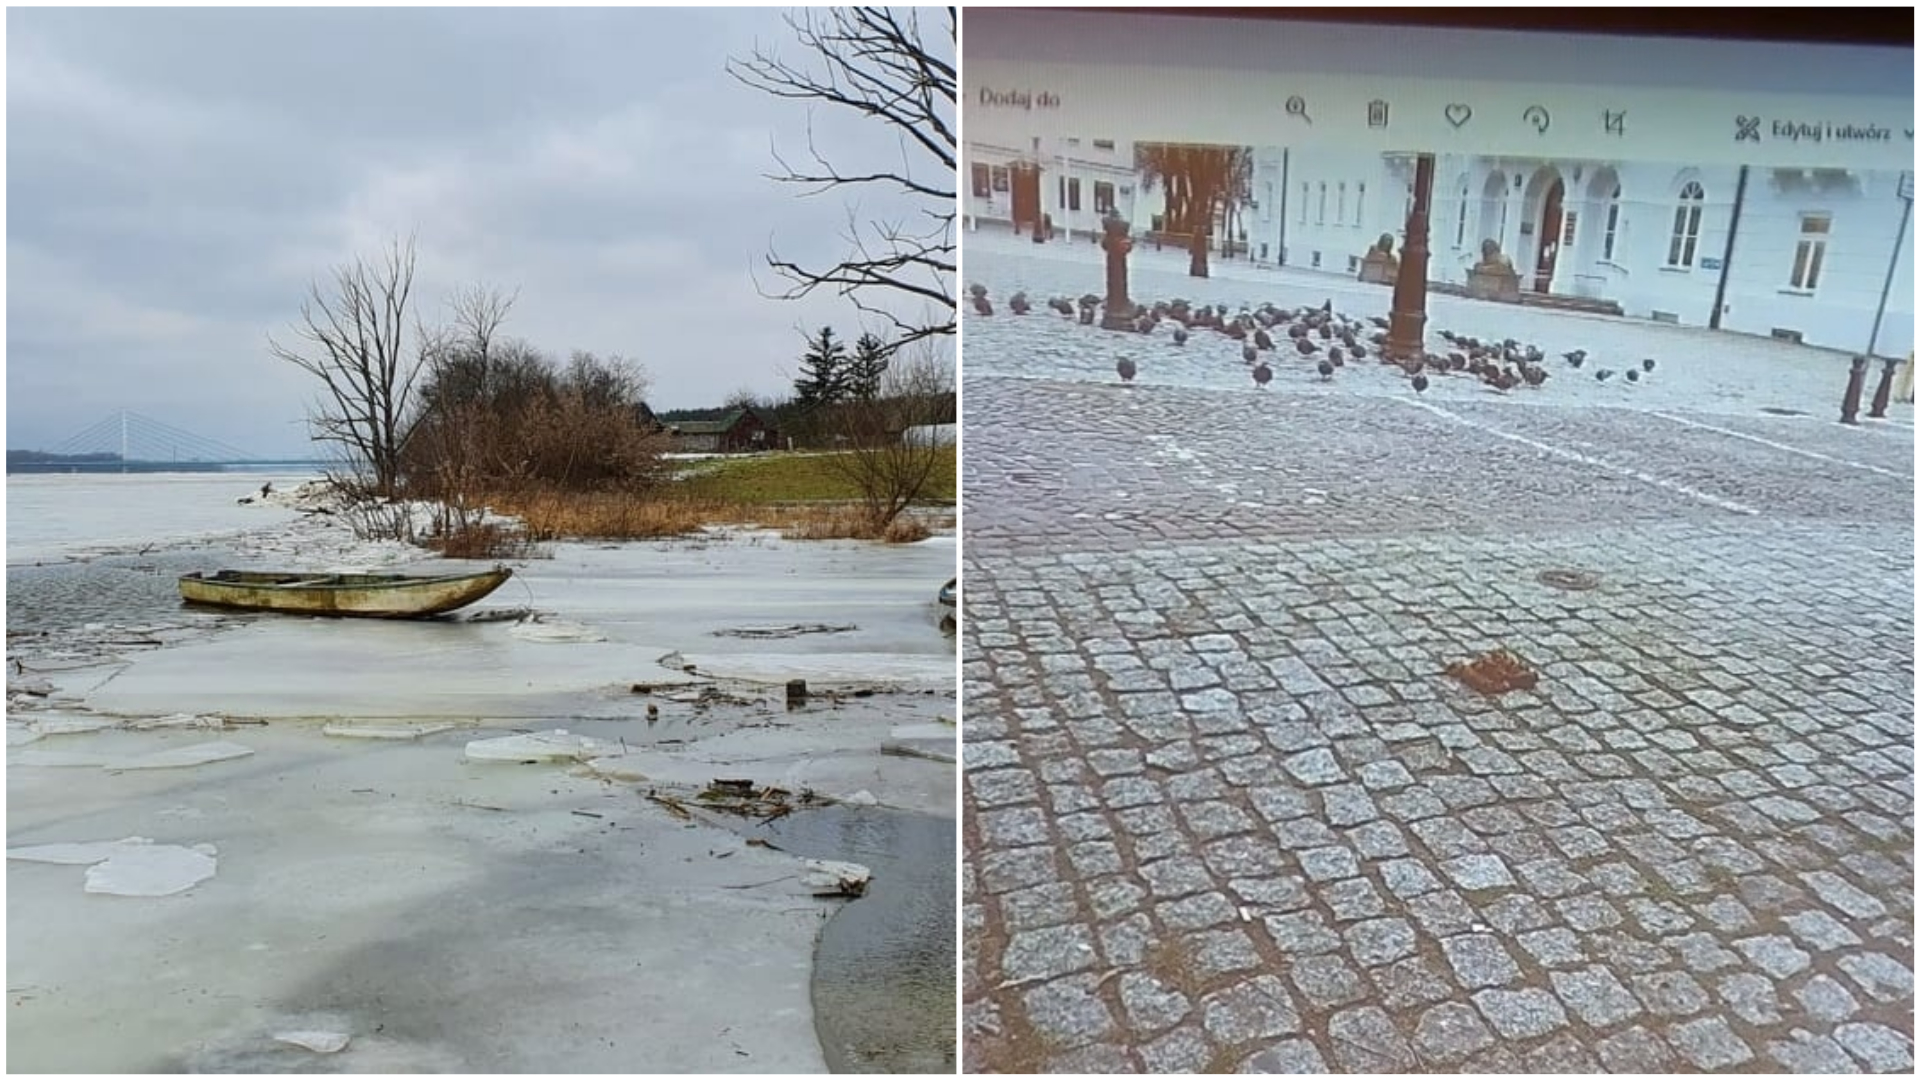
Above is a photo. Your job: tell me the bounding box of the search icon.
[1285,95,1312,125]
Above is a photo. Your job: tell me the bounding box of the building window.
[1262,182,1274,222]
[990,166,1011,194]
[971,164,991,199]
[1603,183,1621,260]
[1455,183,1470,246]
[1066,177,1082,212]
[1403,183,1414,232]
[1299,183,1309,224]
[1561,211,1578,246]
[1667,180,1705,268]
[1355,182,1365,227]
[1790,213,1831,290]
[1337,182,1347,225]
[1093,181,1115,215]
[1316,182,1327,225]
[1066,137,1081,147]
[1092,138,1115,151]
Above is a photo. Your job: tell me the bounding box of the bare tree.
[727,7,955,353]
[826,342,954,530]
[268,236,424,496]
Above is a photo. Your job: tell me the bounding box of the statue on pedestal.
[1358,232,1400,285]
[1467,238,1521,302]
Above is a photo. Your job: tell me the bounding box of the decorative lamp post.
[1385,153,1437,363]
[1099,211,1135,330]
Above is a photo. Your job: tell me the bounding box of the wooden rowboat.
[179,567,512,619]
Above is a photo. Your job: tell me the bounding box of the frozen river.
[7,473,959,1073]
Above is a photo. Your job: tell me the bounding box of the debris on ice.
[881,723,958,764]
[122,713,227,731]
[508,618,608,643]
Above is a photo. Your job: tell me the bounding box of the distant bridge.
[8,411,325,474]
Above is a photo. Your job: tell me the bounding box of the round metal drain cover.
[1538,568,1602,591]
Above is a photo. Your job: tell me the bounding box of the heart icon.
[1445,104,1473,129]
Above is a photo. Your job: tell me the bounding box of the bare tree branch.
[728,6,955,353]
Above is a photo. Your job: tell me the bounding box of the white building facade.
[967,136,1915,358]
[1259,150,1912,358]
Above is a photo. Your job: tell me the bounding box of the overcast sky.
[7,7,951,458]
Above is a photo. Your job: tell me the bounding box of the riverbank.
[7,490,958,1073]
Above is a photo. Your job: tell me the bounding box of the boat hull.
[179,568,513,619]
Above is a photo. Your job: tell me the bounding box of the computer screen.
[963,9,1914,403]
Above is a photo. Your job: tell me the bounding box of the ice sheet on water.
[109,740,255,771]
[83,843,219,897]
[882,723,959,764]
[508,618,609,643]
[273,1031,351,1054]
[11,749,123,767]
[464,729,619,763]
[322,721,461,740]
[10,836,219,897]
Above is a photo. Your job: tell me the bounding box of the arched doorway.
[1479,171,1510,258]
[1522,166,1567,294]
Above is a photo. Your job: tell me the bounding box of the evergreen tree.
[847,333,891,401]
[793,326,849,407]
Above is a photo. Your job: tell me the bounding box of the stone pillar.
[1841,355,1870,424]
[1099,212,1135,331]
[1869,356,1900,418]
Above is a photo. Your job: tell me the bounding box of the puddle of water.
[736,806,955,1074]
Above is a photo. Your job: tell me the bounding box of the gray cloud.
[7,7,951,457]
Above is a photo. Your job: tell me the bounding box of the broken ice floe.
[11,740,256,772]
[881,723,958,764]
[803,858,871,898]
[273,1031,351,1054]
[463,729,620,764]
[109,741,256,771]
[8,837,218,897]
[323,721,461,741]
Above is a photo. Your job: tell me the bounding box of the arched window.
[1316,182,1327,225]
[1355,182,1366,227]
[1337,182,1347,225]
[1603,183,1622,261]
[1667,180,1705,268]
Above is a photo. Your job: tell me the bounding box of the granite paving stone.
[959,260,1914,1071]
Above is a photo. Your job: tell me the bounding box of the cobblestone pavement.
[959,260,1915,1072]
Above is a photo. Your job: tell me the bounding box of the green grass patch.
[677,447,956,505]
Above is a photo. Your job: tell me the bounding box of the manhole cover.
[1759,407,1808,416]
[1538,568,1602,591]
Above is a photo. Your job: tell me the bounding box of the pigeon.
[1297,338,1319,357]
[1412,373,1430,393]
[972,295,992,316]
[1116,357,1137,383]
[968,283,988,300]
[1252,362,1272,388]
[1349,343,1368,360]
[1329,346,1345,365]
[1561,349,1587,364]
[1642,358,1657,373]
[1522,365,1547,387]
[1317,359,1335,381]
[1254,328,1274,351]
[1172,327,1189,346]
[1243,343,1259,364]
[1595,369,1614,382]
[1626,368,1641,383]
[1049,296,1074,317]
[1010,292,1031,315]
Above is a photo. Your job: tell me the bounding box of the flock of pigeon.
[967,283,1659,395]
